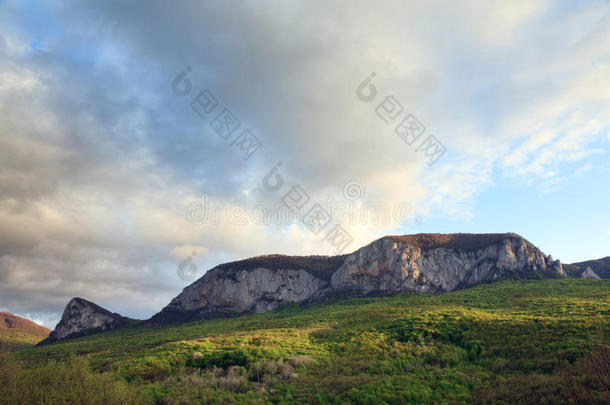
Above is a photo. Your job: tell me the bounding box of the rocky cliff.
[39,298,131,344]
[151,233,565,324]
[330,233,564,293]
[150,255,345,324]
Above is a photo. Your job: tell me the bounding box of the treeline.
[217,254,347,280]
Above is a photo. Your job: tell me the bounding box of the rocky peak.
[40,297,130,344]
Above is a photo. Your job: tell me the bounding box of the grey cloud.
[1,0,608,325]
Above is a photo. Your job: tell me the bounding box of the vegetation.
[0,351,148,404]
[0,330,49,351]
[5,279,609,404]
[385,232,533,252]
[216,254,347,281]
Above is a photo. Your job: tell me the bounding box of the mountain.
[43,232,568,340]
[564,256,610,279]
[150,233,565,324]
[39,298,133,344]
[0,312,50,349]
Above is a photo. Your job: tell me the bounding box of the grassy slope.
[0,330,49,350]
[19,279,610,404]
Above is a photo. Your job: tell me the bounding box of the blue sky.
[0,0,608,327]
[414,147,610,262]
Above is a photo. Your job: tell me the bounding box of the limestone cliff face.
[152,233,565,324]
[151,263,329,324]
[330,234,564,293]
[40,298,130,344]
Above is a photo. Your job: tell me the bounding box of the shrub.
[248,359,296,384]
[0,349,149,405]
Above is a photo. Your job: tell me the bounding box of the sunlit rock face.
[41,297,129,343]
[156,267,326,320]
[330,233,564,293]
[152,233,565,324]
[149,254,342,324]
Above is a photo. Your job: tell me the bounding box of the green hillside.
[4,279,610,404]
[0,330,47,351]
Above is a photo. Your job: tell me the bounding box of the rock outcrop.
[151,233,565,324]
[39,298,130,344]
[150,255,343,324]
[564,256,610,279]
[330,234,564,294]
[579,266,601,279]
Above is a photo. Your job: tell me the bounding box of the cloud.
[0,0,609,326]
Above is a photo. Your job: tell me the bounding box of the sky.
[0,0,608,328]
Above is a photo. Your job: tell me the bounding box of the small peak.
[39,297,132,344]
[580,266,601,279]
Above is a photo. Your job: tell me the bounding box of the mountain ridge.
[150,232,564,325]
[43,232,595,342]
